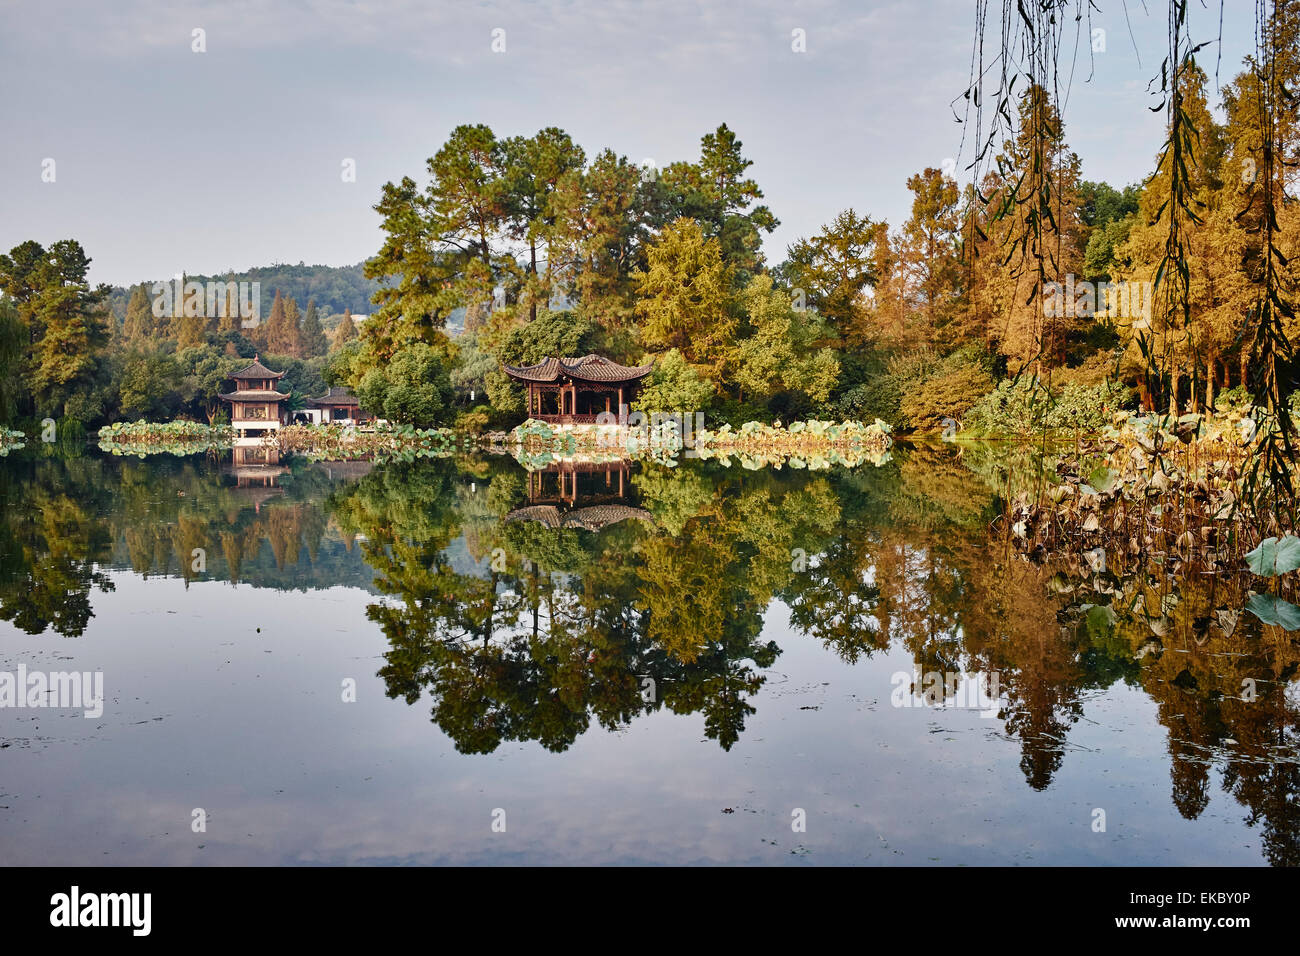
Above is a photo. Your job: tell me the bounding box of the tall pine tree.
[332,307,358,350]
[300,298,328,357]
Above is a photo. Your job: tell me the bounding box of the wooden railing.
[535,413,607,424]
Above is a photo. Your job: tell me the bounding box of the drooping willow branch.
[959,1,1096,384]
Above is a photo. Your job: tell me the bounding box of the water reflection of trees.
[2,443,1298,863]
[0,456,115,637]
[342,446,1300,864]
[1097,566,1300,866]
[0,453,371,638]
[331,460,837,752]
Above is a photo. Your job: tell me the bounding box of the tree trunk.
[529,239,538,323]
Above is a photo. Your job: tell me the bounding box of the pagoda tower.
[219,355,290,440]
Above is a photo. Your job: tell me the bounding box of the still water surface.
[0,444,1296,865]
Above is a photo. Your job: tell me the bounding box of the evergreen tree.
[899,168,964,351]
[1118,61,1230,411]
[278,296,303,357]
[661,124,779,285]
[0,297,24,422]
[216,275,243,334]
[0,238,110,419]
[552,149,660,329]
[634,218,737,385]
[972,84,1085,376]
[501,128,587,322]
[300,298,328,357]
[362,125,509,362]
[122,283,153,341]
[261,289,287,354]
[782,209,889,349]
[333,307,358,350]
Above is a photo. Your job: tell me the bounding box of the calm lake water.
[1,442,1297,866]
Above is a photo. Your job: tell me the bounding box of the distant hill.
[107,261,384,321]
[107,263,484,335]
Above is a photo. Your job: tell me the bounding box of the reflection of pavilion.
[525,460,632,504]
[507,461,653,531]
[225,441,289,503]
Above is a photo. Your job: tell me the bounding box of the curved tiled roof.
[504,504,655,532]
[219,389,289,402]
[308,386,361,407]
[231,356,285,380]
[502,354,653,384]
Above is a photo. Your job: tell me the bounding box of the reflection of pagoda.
[506,461,653,531]
[224,443,288,506]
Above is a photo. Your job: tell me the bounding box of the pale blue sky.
[0,0,1257,286]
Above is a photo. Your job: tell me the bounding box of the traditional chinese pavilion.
[219,356,289,438]
[307,386,370,424]
[501,354,653,424]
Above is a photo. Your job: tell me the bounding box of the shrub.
[899,361,995,431]
[454,405,493,434]
[355,343,456,427]
[1052,351,1119,388]
[832,350,936,426]
[963,378,1130,437]
[633,349,714,415]
[841,348,993,431]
